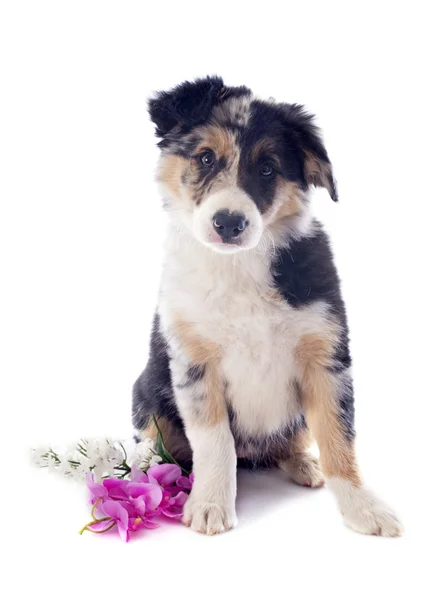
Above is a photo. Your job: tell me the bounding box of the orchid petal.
[103,478,129,500]
[127,482,163,510]
[129,466,149,483]
[101,500,129,531]
[176,475,192,491]
[147,463,181,486]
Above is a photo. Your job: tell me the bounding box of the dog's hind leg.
[278,426,325,488]
[139,416,192,464]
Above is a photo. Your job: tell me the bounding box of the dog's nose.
[212,210,247,242]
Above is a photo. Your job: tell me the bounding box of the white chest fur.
[159,226,330,437]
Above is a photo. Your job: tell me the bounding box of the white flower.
[130,439,156,469]
[32,436,144,482]
[72,461,91,481]
[103,441,124,468]
[31,446,49,467]
[65,444,84,465]
[149,454,162,466]
[92,459,106,483]
[83,439,101,463]
[46,453,59,473]
[57,457,74,477]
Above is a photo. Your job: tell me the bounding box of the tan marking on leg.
[279,427,325,487]
[296,332,361,487]
[173,318,225,427]
[201,361,226,426]
[173,319,220,365]
[294,332,336,368]
[290,426,314,454]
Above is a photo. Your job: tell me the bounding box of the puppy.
[132,76,402,537]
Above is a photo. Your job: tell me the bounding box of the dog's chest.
[160,239,324,436]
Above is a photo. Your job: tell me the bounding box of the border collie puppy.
[132,76,402,537]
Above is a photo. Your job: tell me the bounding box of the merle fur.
[132,313,184,431]
[149,77,337,208]
[149,76,250,144]
[133,77,355,460]
[133,227,356,457]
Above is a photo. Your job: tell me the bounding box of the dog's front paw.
[343,497,403,537]
[183,497,237,535]
[330,479,403,537]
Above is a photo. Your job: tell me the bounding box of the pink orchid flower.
[161,490,188,518]
[176,473,194,491]
[86,473,129,503]
[81,466,193,541]
[147,463,182,487]
[98,499,130,542]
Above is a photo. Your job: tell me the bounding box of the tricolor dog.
[132,76,402,536]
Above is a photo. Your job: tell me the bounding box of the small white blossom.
[130,439,156,469]
[46,453,59,473]
[149,454,162,466]
[103,441,124,469]
[31,446,49,467]
[57,457,74,477]
[72,461,91,481]
[92,459,106,483]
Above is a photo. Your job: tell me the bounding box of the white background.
[1,1,435,598]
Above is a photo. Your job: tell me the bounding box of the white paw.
[343,501,403,537]
[330,478,403,537]
[183,497,237,535]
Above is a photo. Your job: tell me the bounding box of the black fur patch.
[272,225,355,439]
[272,225,347,320]
[175,364,206,389]
[148,76,251,145]
[278,102,338,201]
[132,313,184,431]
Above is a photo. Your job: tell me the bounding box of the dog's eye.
[260,163,275,177]
[200,151,215,167]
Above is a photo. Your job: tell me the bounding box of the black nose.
[212,210,247,242]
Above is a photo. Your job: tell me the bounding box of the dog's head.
[149,76,337,253]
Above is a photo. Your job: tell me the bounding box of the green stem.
[48,448,60,463]
[78,517,113,535]
[79,497,116,535]
[86,522,116,535]
[91,497,102,520]
[152,414,190,476]
[119,442,128,462]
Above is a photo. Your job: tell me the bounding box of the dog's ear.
[282,104,338,202]
[148,76,226,139]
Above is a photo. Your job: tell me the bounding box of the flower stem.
[78,517,112,535]
[119,442,127,462]
[91,497,102,520]
[86,522,116,535]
